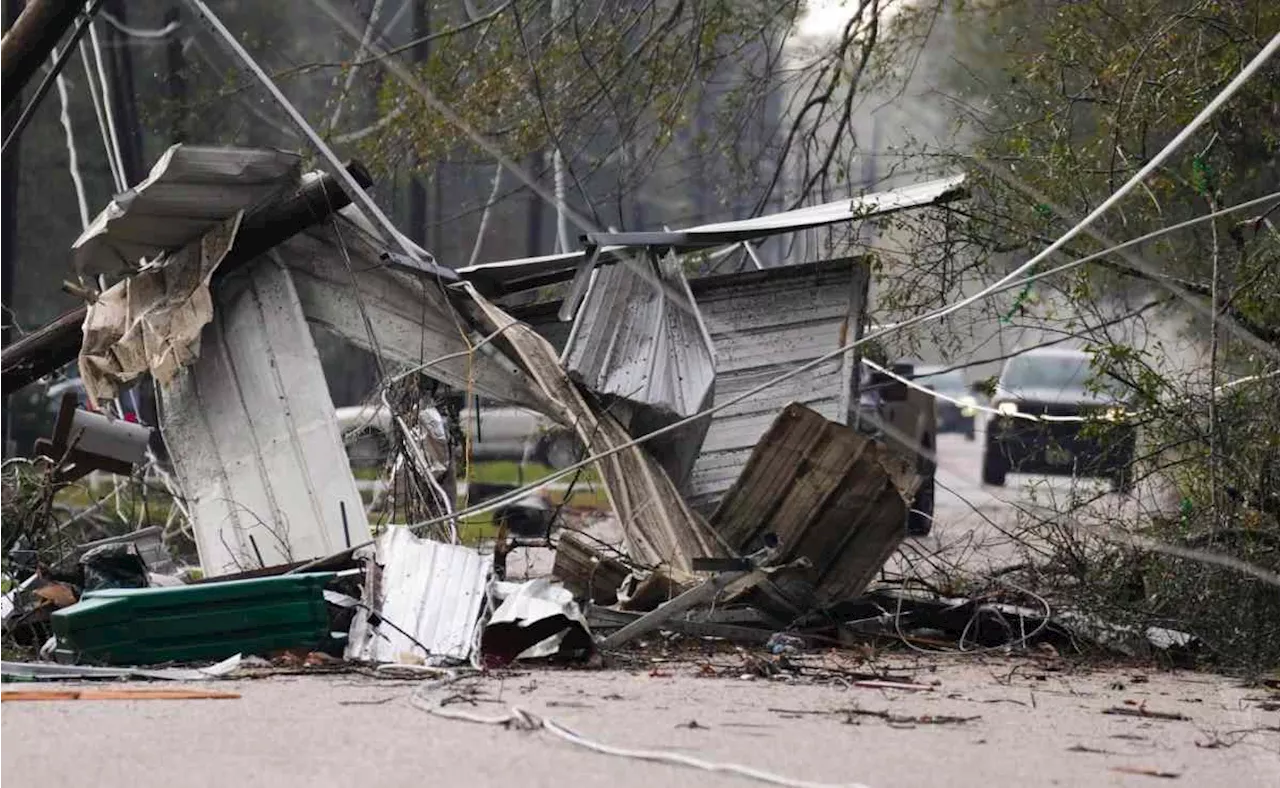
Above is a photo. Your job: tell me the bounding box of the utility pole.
[407,1,429,247]
[550,0,568,253]
[525,152,543,256]
[0,0,24,455]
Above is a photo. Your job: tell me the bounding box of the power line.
[384,32,1280,537]
[100,11,181,39]
[979,191,1280,304]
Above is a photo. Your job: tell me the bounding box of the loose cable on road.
[410,685,873,788]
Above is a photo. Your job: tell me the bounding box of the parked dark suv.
[981,348,1135,491]
[915,366,978,440]
[854,361,938,537]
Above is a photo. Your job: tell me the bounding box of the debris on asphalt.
[481,577,593,665]
[1,688,241,702]
[766,633,806,655]
[344,526,491,666]
[0,134,1210,753]
[51,573,334,665]
[1102,706,1192,722]
[1110,766,1182,780]
[707,403,921,608]
[598,562,772,650]
[849,679,936,692]
[841,708,979,727]
[1,653,242,682]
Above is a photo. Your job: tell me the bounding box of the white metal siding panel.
[160,259,371,577]
[686,259,868,512]
[281,220,543,408]
[345,527,491,664]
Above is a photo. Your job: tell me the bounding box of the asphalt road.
[3,659,1276,788]
[900,424,1162,579]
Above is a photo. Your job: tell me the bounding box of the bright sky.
[795,0,905,42]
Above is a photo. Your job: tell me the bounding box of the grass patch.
[461,460,601,486]
[50,480,175,529]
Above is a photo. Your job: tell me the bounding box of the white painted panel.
[161,259,370,576]
[345,527,491,665]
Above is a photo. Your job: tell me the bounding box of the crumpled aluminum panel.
[346,527,492,665]
[73,144,300,276]
[561,254,715,419]
[282,213,546,408]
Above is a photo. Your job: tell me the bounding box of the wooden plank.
[3,688,241,702]
[708,403,919,605]
[553,530,630,605]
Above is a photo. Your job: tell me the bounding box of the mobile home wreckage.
[2,137,967,667]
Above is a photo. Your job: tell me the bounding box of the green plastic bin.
[51,572,335,665]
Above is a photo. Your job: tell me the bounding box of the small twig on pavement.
[1110,765,1181,779]
[1102,706,1190,722]
[842,708,980,727]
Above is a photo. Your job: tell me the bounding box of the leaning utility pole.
[0,0,80,108]
[0,163,376,393]
[0,0,24,455]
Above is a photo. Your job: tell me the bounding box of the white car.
[334,401,580,469]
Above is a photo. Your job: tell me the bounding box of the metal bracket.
[557,243,602,322]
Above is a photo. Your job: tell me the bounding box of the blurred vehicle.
[981,347,1134,491]
[854,360,938,537]
[334,400,580,470]
[914,365,978,440]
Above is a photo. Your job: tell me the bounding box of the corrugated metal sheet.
[280,213,543,407]
[563,254,715,419]
[457,174,964,293]
[506,257,870,511]
[709,403,919,605]
[73,145,301,276]
[159,258,371,577]
[346,527,492,665]
[559,255,716,488]
[461,286,726,578]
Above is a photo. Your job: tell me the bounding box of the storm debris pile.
[3,142,1121,678]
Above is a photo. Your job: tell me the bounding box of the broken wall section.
[160,258,371,576]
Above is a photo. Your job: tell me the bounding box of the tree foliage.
[881,0,1280,669]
